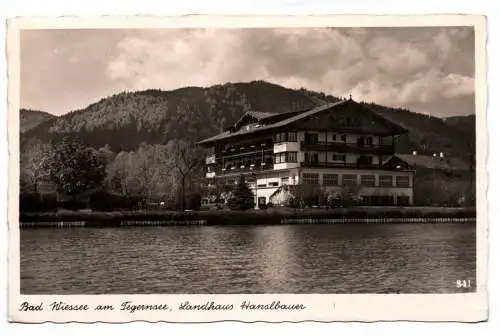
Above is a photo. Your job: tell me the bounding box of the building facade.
[198,99,414,207]
[385,153,473,206]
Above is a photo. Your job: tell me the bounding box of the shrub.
[227,175,255,210]
[19,193,58,212]
[185,193,202,211]
[89,191,133,211]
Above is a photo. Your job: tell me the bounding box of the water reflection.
[20,223,476,294]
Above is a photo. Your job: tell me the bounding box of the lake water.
[20,222,476,294]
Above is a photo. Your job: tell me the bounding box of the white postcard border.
[7,14,489,323]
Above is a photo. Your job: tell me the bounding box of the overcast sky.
[20,27,475,117]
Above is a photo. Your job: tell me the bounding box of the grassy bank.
[19,206,476,227]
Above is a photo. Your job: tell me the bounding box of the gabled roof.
[198,99,408,145]
[393,154,470,171]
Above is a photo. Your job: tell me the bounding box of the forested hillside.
[22,80,474,159]
[23,81,316,152]
[20,109,54,133]
[444,115,475,149]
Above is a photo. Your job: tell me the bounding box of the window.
[357,155,373,166]
[323,174,339,186]
[274,152,297,164]
[257,184,266,188]
[340,134,346,142]
[304,133,318,144]
[275,132,297,143]
[332,134,337,141]
[305,152,319,163]
[379,175,393,187]
[303,173,319,185]
[360,175,376,187]
[366,137,373,146]
[396,176,410,187]
[342,174,358,186]
[268,182,279,187]
[332,153,346,161]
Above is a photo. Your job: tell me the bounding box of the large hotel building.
[197,98,414,208]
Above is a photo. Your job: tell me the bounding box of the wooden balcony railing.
[218,162,274,175]
[300,141,394,154]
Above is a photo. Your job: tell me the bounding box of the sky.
[20,27,475,117]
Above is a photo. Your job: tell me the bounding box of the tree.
[227,175,255,210]
[291,184,323,207]
[47,136,107,207]
[340,185,363,207]
[166,140,204,211]
[105,144,175,207]
[20,138,52,197]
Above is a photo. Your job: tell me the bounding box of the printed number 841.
[456,280,472,288]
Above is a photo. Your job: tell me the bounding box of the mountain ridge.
[21,80,475,160]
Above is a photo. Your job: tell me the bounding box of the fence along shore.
[19,207,476,227]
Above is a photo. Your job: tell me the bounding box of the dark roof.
[394,154,470,171]
[198,100,408,145]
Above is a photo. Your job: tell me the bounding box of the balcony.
[218,162,274,176]
[206,155,216,164]
[301,161,381,169]
[219,148,273,161]
[221,142,274,159]
[300,141,394,155]
[273,142,300,153]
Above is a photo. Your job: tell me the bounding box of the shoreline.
[19,206,476,227]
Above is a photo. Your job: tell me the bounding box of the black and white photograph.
[7,15,488,322]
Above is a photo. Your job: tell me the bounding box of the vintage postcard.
[7,14,488,323]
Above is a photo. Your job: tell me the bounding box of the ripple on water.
[20,222,476,294]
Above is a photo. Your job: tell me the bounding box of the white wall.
[274,162,300,170]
